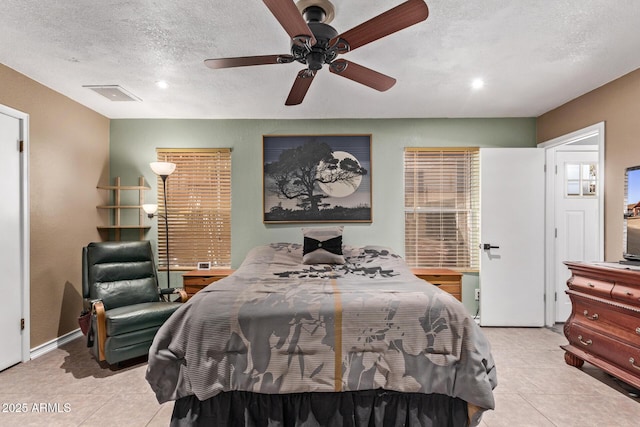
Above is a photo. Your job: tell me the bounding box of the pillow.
[302,226,345,264]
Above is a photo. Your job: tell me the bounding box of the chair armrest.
[92,300,107,362]
[160,287,188,303]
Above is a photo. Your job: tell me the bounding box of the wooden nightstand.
[411,268,462,301]
[182,268,235,298]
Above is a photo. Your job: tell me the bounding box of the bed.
[146,241,497,426]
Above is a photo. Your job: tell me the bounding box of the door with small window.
[555,149,600,322]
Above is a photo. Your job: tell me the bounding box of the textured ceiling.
[1,0,640,119]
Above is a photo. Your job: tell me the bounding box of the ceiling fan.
[204,0,429,106]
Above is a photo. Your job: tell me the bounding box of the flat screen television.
[623,165,640,264]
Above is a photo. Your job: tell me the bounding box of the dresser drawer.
[563,262,640,390]
[570,296,640,345]
[612,283,640,305]
[568,323,640,377]
[568,275,613,297]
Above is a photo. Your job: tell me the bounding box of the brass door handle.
[630,357,640,371]
[583,310,599,321]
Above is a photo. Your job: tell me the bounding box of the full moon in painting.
[317,151,363,198]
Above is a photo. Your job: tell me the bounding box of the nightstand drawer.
[422,278,460,286]
[182,268,234,298]
[411,268,462,301]
[183,282,209,296]
[183,276,221,286]
[432,283,461,295]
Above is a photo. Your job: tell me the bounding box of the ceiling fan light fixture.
[307,51,326,70]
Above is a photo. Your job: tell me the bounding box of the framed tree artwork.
[263,134,372,223]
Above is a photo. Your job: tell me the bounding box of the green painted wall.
[110,117,536,313]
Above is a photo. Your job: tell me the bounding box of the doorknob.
[482,243,499,250]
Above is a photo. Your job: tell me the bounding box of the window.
[156,148,231,269]
[404,148,479,270]
[565,162,597,197]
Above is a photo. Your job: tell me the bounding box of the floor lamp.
[144,161,176,288]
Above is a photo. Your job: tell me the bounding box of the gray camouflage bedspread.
[146,243,497,412]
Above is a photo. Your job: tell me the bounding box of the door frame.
[0,104,30,363]
[539,122,605,327]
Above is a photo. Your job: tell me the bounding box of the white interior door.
[0,111,23,371]
[554,150,600,322]
[479,148,545,326]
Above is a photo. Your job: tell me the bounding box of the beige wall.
[0,64,110,348]
[537,68,640,261]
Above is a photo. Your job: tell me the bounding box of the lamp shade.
[142,204,158,215]
[150,162,176,176]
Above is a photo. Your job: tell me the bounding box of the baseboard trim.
[30,328,83,360]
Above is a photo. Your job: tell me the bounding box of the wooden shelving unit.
[97,176,151,240]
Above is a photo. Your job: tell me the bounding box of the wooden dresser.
[182,268,235,298]
[562,261,640,389]
[411,268,462,301]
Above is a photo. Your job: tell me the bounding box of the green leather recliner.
[82,241,186,365]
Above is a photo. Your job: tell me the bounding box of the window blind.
[156,148,231,270]
[404,148,479,270]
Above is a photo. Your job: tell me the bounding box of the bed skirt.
[171,389,475,427]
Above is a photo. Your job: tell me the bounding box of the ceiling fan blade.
[285,69,316,105]
[331,0,428,52]
[204,54,294,69]
[263,0,316,47]
[329,59,396,92]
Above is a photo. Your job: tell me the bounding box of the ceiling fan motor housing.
[302,5,326,23]
[291,21,339,70]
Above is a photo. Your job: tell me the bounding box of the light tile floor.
[0,326,639,426]
[479,326,640,427]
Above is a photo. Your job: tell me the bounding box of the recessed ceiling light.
[471,78,484,90]
[156,80,169,89]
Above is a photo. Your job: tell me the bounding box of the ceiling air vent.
[83,85,141,102]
